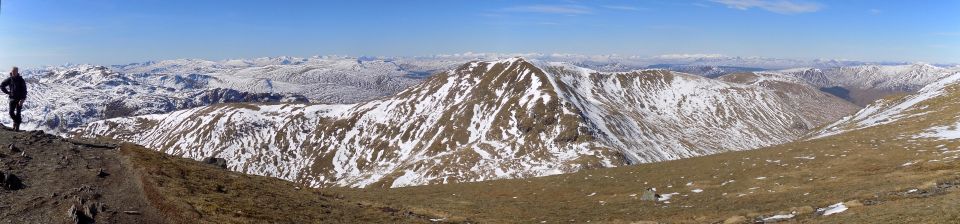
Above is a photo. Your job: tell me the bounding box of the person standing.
[1,67,27,131]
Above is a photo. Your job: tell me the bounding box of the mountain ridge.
[73,58,859,188]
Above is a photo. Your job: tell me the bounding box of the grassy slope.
[119,143,434,224]
[329,85,960,223]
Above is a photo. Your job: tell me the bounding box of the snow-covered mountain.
[12,54,933,134]
[12,56,470,133]
[427,52,877,70]
[644,64,764,78]
[9,65,307,133]
[776,63,960,106]
[812,71,960,139]
[73,58,858,188]
[110,56,469,103]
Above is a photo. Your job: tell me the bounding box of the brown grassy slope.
[0,130,165,224]
[119,143,435,223]
[329,85,960,223]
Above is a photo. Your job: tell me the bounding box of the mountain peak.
[75,60,860,188]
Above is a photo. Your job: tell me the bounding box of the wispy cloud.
[503,5,592,15]
[692,2,712,8]
[869,8,882,15]
[601,5,645,11]
[710,0,822,14]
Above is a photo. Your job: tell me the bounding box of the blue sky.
[0,0,958,68]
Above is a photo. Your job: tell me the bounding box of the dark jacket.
[1,76,27,100]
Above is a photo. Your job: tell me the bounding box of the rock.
[7,144,19,153]
[202,157,228,169]
[67,204,78,223]
[96,203,106,213]
[83,202,101,220]
[122,210,141,215]
[1,172,24,190]
[640,188,658,201]
[96,168,110,178]
[68,203,95,224]
[723,215,747,224]
[29,130,46,137]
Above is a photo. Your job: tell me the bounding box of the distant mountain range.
[776,63,960,106]
[72,58,859,187]
[13,54,956,134]
[13,56,461,133]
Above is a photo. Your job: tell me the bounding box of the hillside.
[73,58,858,188]
[776,63,960,106]
[0,128,433,223]
[7,70,960,223]
[331,73,960,223]
[812,72,960,139]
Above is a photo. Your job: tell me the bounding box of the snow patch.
[818,202,848,216]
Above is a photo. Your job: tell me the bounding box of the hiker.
[1,67,26,131]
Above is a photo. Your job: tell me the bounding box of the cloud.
[692,2,712,8]
[869,8,882,15]
[504,5,592,15]
[602,5,644,11]
[710,0,822,14]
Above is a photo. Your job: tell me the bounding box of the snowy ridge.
[74,58,858,188]
[428,52,876,70]
[7,65,307,133]
[777,63,960,92]
[112,56,467,103]
[13,56,467,133]
[813,72,960,138]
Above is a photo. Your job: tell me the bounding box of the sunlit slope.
[75,58,857,188]
[329,73,960,223]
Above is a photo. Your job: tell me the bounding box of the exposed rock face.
[74,58,859,188]
[1,172,24,190]
[201,157,228,169]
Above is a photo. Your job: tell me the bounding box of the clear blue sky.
[0,0,958,68]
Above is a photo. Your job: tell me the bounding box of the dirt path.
[2,128,434,223]
[0,129,164,223]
